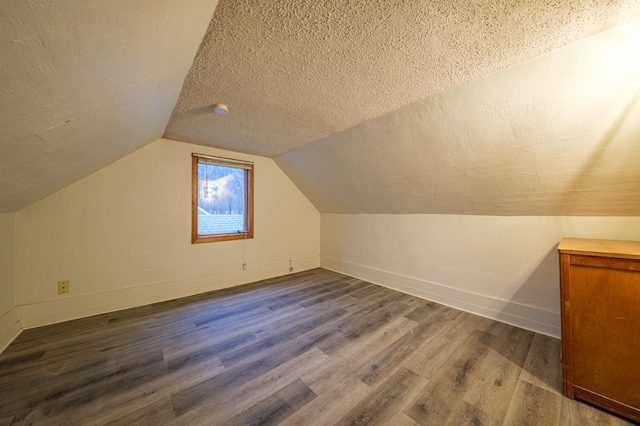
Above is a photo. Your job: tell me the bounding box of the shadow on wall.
[496,244,563,392]
[494,243,561,333]
[513,244,560,316]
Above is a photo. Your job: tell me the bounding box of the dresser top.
[558,237,640,260]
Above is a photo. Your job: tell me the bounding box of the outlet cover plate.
[58,281,69,294]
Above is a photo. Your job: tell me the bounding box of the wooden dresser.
[558,238,640,422]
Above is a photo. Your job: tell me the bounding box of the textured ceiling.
[0,0,218,212]
[166,0,640,157]
[3,0,640,215]
[276,20,640,215]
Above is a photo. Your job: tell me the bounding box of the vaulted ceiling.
[276,19,640,215]
[1,0,640,214]
[0,0,219,212]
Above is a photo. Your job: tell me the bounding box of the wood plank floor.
[0,268,634,425]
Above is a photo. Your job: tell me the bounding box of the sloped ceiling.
[165,0,640,216]
[0,0,218,213]
[2,1,640,216]
[166,0,640,158]
[275,20,640,215]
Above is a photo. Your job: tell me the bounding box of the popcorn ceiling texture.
[1,0,640,215]
[0,0,218,212]
[165,0,640,157]
[275,20,640,215]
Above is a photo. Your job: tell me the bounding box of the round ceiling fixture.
[213,103,229,115]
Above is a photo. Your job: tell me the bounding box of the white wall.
[322,214,640,337]
[14,138,320,328]
[0,213,19,352]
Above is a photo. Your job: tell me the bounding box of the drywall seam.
[18,255,320,328]
[0,307,21,354]
[322,256,560,338]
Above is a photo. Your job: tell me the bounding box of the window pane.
[197,163,247,235]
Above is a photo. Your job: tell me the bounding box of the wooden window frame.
[191,154,254,244]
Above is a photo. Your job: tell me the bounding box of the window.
[192,153,254,243]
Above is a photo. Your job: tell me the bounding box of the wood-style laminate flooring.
[0,268,634,425]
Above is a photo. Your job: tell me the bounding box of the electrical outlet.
[58,280,69,294]
[242,262,247,271]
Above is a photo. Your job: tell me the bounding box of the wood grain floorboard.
[503,380,562,425]
[461,326,535,422]
[219,379,316,426]
[402,311,491,378]
[168,348,329,425]
[518,333,562,393]
[405,328,527,425]
[302,317,415,395]
[281,375,371,426]
[355,309,459,387]
[0,268,635,425]
[103,398,176,426]
[282,319,418,425]
[559,396,634,426]
[336,367,428,426]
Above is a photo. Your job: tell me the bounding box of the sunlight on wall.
[620,17,640,49]
[560,18,640,201]
[592,18,640,106]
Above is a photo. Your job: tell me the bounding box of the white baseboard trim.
[0,307,22,355]
[321,256,560,338]
[17,255,320,329]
